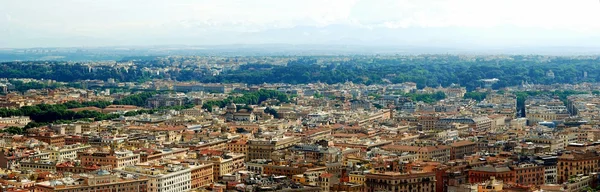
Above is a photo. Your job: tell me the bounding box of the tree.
[264,107,280,118]
[464,92,488,101]
[2,126,23,134]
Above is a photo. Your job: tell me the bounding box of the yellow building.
[199,153,245,180]
[557,151,600,184]
[349,171,366,185]
[247,136,300,161]
[477,177,503,192]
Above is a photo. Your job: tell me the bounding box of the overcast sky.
[2,0,600,48]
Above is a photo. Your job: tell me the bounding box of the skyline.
[2,0,600,48]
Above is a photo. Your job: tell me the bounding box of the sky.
[2,0,600,48]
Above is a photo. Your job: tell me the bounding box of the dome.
[227,102,237,109]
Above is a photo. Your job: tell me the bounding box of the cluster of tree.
[0,92,205,134]
[3,55,600,90]
[202,90,290,111]
[511,90,589,117]
[0,61,162,82]
[9,80,64,92]
[264,107,280,118]
[0,104,120,124]
[403,92,447,104]
[62,100,113,109]
[514,90,589,107]
[112,92,158,106]
[2,126,25,134]
[463,92,489,101]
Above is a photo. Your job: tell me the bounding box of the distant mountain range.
[2,24,600,61]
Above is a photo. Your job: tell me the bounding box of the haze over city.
[5,1,600,192]
[2,0,600,49]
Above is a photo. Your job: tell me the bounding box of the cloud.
[1,0,600,47]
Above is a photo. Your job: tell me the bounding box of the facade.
[468,166,515,184]
[43,144,92,163]
[418,115,440,131]
[247,136,301,161]
[556,151,600,184]
[364,172,436,192]
[190,163,214,189]
[513,164,545,186]
[0,116,31,125]
[32,133,65,147]
[79,150,140,169]
[115,164,197,192]
[381,145,451,162]
[34,171,148,192]
[450,140,476,160]
[263,164,326,178]
[146,94,187,108]
[199,153,245,180]
[226,139,248,155]
[137,148,188,163]
[20,160,56,172]
[435,116,493,132]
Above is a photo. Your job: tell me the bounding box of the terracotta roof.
[320,173,334,178]
[382,145,450,152]
[450,140,475,147]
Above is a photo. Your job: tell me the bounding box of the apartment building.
[78,150,140,169]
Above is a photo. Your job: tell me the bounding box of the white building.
[116,164,195,192]
[544,165,557,184]
[42,144,92,162]
[0,116,31,126]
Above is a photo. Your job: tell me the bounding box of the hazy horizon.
[2,0,600,49]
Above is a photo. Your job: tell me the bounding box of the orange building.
[32,132,65,147]
[513,164,545,186]
[468,166,516,184]
[557,151,600,183]
[263,164,327,178]
[34,171,148,192]
[365,172,436,192]
[226,139,248,155]
[78,151,140,169]
[191,163,214,189]
[450,140,476,160]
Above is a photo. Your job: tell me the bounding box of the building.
[224,102,256,122]
[247,136,301,161]
[289,144,342,164]
[350,100,372,110]
[55,161,103,174]
[20,159,56,172]
[34,170,148,192]
[468,166,515,184]
[246,159,270,174]
[477,177,503,192]
[513,164,545,186]
[263,164,327,178]
[136,148,188,163]
[198,153,245,180]
[381,145,451,162]
[190,162,214,189]
[146,94,187,108]
[115,164,197,192]
[418,115,440,131]
[32,132,65,147]
[450,140,476,160]
[79,150,140,169]
[364,172,436,192]
[43,144,91,163]
[435,116,493,132]
[226,139,248,155]
[556,151,600,183]
[0,116,31,126]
